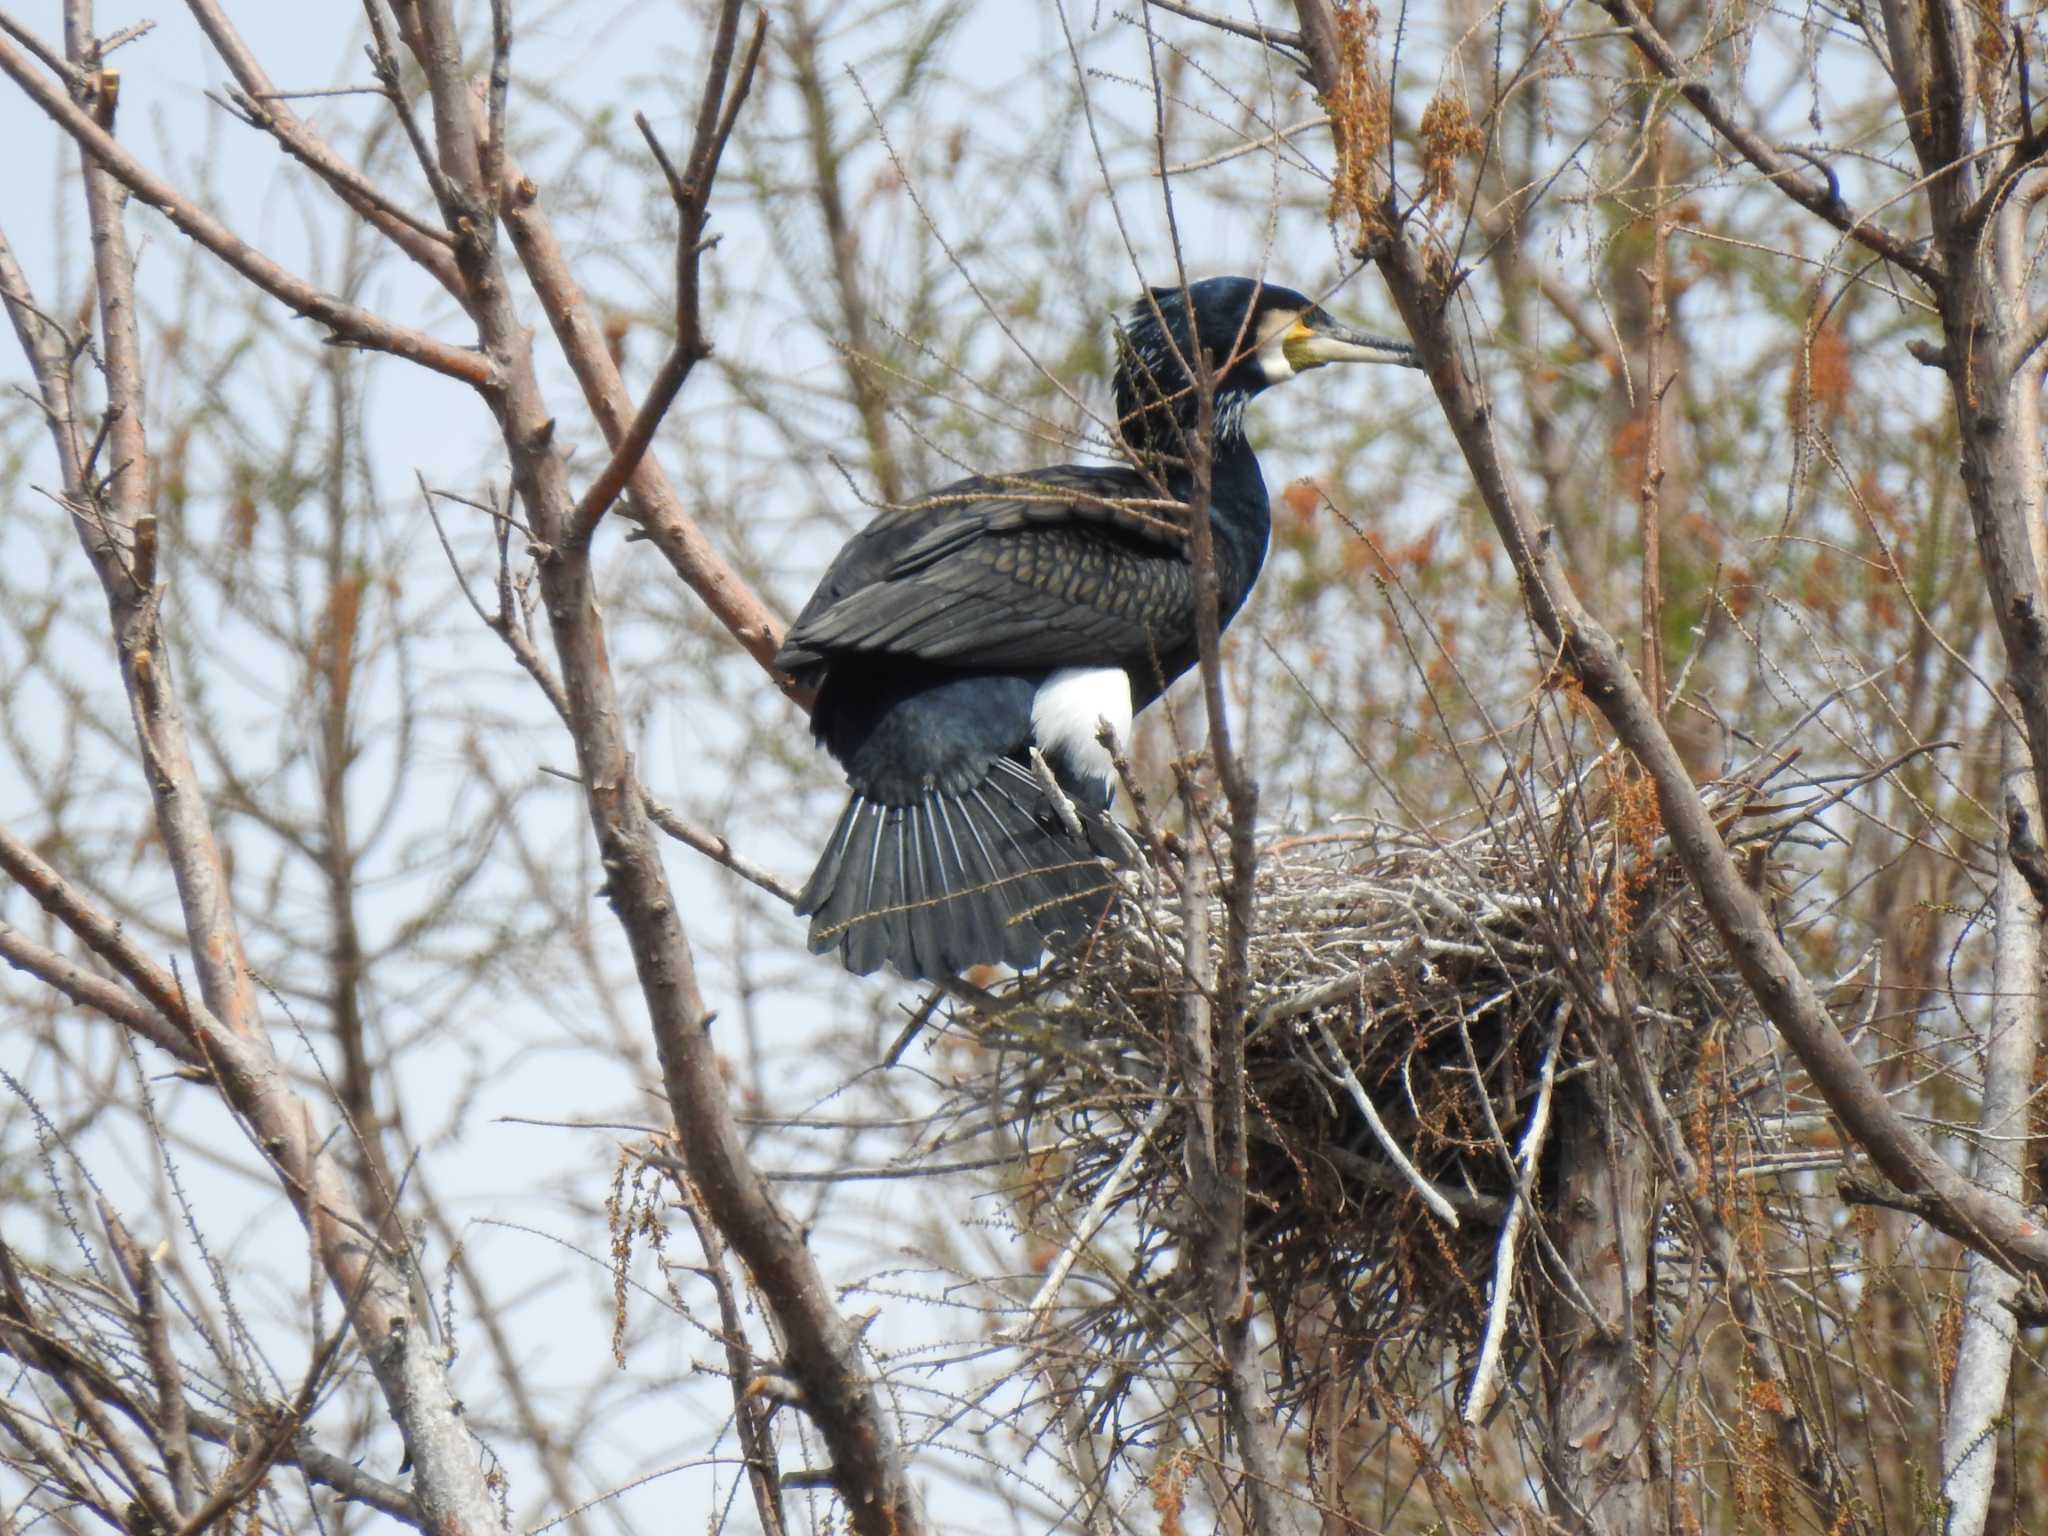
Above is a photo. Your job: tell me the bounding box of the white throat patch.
[1254,307,1303,384]
[1031,667,1134,786]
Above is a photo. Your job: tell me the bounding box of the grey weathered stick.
[1942,162,2046,1534]
[1461,1022,1560,1424]
[1312,1018,1460,1227]
[643,792,801,905]
[1943,722,2039,1535]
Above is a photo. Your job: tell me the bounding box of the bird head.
[1113,275,1419,458]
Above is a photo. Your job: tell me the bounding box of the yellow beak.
[1281,317,1421,371]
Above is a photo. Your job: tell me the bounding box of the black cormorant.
[777,276,1420,979]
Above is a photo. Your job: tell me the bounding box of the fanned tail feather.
[796,760,1116,979]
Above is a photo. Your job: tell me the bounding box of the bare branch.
[643,792,800,906]
[1592,0,1939,281]
[562,15,769,550]
[0,921,197,1064]
[1143,0,1303,57]
[1942,720,2039,1536]
[1312,1018,1461,1227]
[674,1183,788,1536]
[182,0,464,294]
[498,148,801,697]
[1461,1017,1561,1424]
[99,1204,198,1517]
[0,30,494,386]
[385,1,923,1526]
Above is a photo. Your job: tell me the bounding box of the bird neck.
[1167,430,1269,608]
[1114,357,1263,464]
[1112,359,1271,596]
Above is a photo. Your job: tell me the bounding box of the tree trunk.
[1542,1046,1661,1535]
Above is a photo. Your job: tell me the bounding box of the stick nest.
[963,781,1752,1410]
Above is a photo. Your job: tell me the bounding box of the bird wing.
[889,464,1189,558]
[778,465,1199,673]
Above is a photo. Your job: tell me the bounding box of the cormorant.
[777,276,1420,979]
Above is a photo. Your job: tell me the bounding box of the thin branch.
[1312,1019,1461,1227]
[563,334,693,551]
[0,824,207,1051]
[1008,1095,1173,1337]
[496,134,797,696]
[642,793,799,906]
[0,1237,180,1536]
[1605,970,1852,1524]
[480,0,510,218]
[182,0,463,293]
[185,1408,421,1526]
[0,30,493,386]
[168,1325,348,1536]
[360,0,460,225]
[1592,0,1939,282]
[0,921,197,1064]
[1143,0,1303,56]
[99,1204,198,1517]
[0,12,82,88]
[1139,10,1290,1521]
[674,1182,788,1536]
[564,9,767,552]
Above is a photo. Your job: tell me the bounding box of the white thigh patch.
[1031,667,1133,784]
